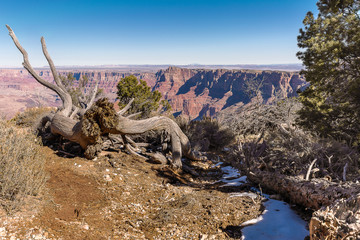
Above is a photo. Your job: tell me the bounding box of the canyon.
[0,67,307,119]
[153,66,306,119]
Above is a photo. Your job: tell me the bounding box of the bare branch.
[306,158,318,181]
[117,98,134,116]
[124,135,139,150]
[108,134,124,144]
[85,80,99,111]
[6,25,72,116]
[343,162,348,182]
[126,143,147,160]
[40,37,67,93]
[78,96,87,109]
[326,154,333,166]
[120,135,147,160]
[136,143,151,147]
[126,112,142,119]
[146,152,168,165]
[69,107,80,119]
[72,80,100,118]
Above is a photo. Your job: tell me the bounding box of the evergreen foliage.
[117,75,171,118]
[297,0,360,144]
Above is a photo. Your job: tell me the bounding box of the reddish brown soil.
[0,147,262,240]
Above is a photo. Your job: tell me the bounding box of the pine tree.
[297,0,360,144]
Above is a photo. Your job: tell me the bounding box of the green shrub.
[0,119,48,213]
[117,75,171,118]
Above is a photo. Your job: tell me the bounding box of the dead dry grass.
[11,107,55,129]
[0,119,48,213]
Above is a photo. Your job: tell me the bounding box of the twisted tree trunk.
[6,25,205,169]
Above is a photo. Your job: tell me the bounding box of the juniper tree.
[297,0,360,145]
[117,75,171,118]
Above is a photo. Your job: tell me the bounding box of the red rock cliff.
[0,68,306,120]
[152,67,307,119]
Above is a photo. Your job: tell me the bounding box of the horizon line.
[0,63,303,68]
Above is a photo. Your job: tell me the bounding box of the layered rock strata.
[0,67,307,119]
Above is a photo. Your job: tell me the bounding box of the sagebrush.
[177,116,236,151]
[11,107,54,129]
[0,119,48,213]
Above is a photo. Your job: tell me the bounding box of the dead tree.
[6,25,205,169]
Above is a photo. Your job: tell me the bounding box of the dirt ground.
[0,147,262,240]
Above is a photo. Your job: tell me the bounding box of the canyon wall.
[0,67,306,119]
[152,67,307,119]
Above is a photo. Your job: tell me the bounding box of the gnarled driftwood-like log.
[6,25,205,169]
[247,169,360,210]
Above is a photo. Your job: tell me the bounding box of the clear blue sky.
[0,0,318,67]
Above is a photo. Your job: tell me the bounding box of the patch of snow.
[241,214,265,227]
[230,192,258,199]
[222,166,240,179]
[241,199,309,240]
[220,165,247,187]
[221,176,247,187]
[217,163,309,240]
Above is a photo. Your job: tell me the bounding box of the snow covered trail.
[219,164,309,240]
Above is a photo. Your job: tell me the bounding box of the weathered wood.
[146,152,168,165]
[7,25,205,169]
[6,25,73,117]
[309,193,360,240]
[117,98,134,116]
[306,158,317,181]
[247,169,360,210]
[114,115,206,167]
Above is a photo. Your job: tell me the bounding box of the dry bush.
[219,98,301,139]
[177,116,236,151]
[222,99,360,182]
[261,126,360,182]
[0,119,48,213]
[11,107,55,129]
